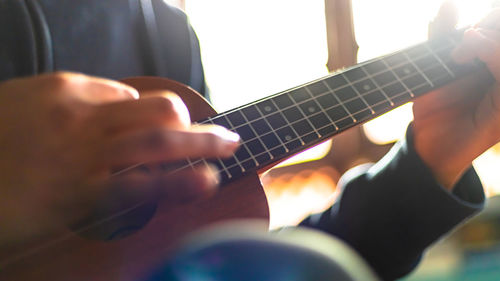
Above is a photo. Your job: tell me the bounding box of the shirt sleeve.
[300,125,485,280]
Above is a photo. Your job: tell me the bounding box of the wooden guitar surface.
[0,77,270,281]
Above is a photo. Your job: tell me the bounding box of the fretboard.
[182,31,482,184]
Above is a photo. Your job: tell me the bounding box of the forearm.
[300,125,485,280]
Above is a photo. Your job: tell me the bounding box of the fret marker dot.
[285,135,292,141]
[264,106,272,112]
[308,106,316,113]
[404,68,411,74]
[363,84,371,91]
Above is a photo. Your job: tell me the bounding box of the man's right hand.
[0,72,239,246]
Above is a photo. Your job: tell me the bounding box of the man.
[0,0,498,280]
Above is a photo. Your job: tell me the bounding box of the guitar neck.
[187,31,482,184]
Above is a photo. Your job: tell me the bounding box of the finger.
[474,8,500,30]
[158,164,220,204]
[428,1,458,39]
[69,165,220,225]
[104,125,240,166]
[452,28,500,79]
[92,92,191,134]
[109,164,219,205]
[38,72,139,103]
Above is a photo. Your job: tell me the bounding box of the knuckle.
[44,72,79,91]
[153,96,176,116]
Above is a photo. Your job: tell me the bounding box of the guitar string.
[200,37,456,125]
[185,66,453,174]
[113,38,459,179]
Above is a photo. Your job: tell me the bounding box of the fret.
[401,73,432,96]
[363,59,387,75]
[393,63,418,79]
[227,165,244,178]
[282,106,304,123]
[276,126,298,146]
[342,71,375,115]
[302,132,319,144]
[261,132,286,154]
[382,79,408,102]
[301,87,322,137]
[318,124,337,137]
[317,91,340,110]
[323,74,349,91]
[353,78,377,96]
[239,104,273,164]
[364,90,393,113]
[241,105,262,122]
[211,115,231,129]
[226,110,246,127]
[435,46,475,77]
[335,84,358,102]
[384,52,408,67]
[215,115,246,174]
[266,112,287,129]
[241,159,256,171]
[254,104,288,154]
[405,44,429,59]
[299,100,320,115]
[204,118,232,179]
[246,139,267,157]
[380,57,414,102]
[212,161,230,183]
[424,43,456,79]
[270,99,304,145]
[345,98,372,121]
[273,93,294,109]
[299,97,337,133]
[256,99,278,116]
[343,67,367,83]
[372,70,398,87]
[421,64,454,87]
[309,111,333,130]
[255,152,272,167]
[292,119,315,137]
[250,119,272,135]
[360,62,395,107]
[335,115,355,130]
[306,80,330,96]
[288,87,312,103]
[234,146,252,164]
[400,52,434,90]
[322,79,356,123]
[234,124,256,142]
[391,53,433,97]
[326,105,351,124]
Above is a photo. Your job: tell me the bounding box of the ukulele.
[0,30,488,281]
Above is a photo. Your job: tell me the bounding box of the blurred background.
[167,0,500,280]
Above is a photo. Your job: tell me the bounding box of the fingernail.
[222,129,240,144]
[211,126,240,145]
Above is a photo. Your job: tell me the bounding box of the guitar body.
[0,77,270,281]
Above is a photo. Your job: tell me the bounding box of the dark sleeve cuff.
[300,124,485,280]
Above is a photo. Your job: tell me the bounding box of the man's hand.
[413,6,500,189]
[0,72,239,246]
